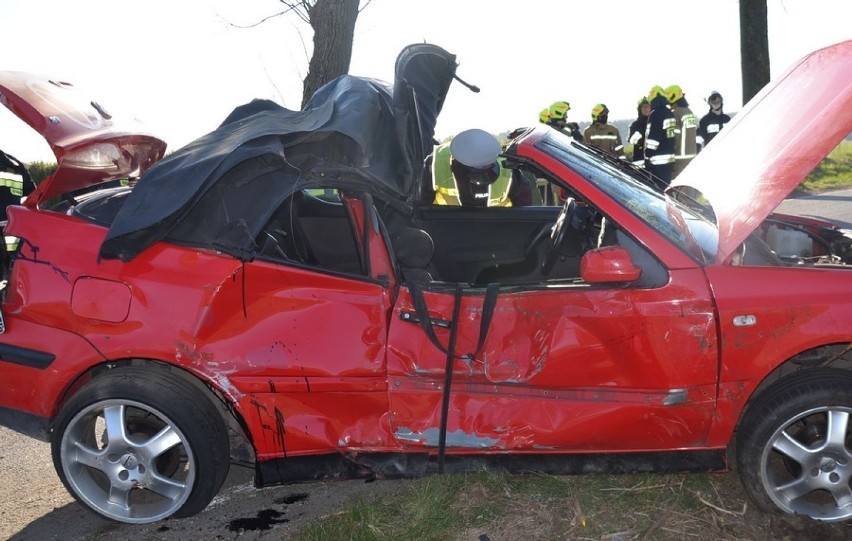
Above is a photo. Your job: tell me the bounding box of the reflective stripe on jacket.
[0,172,25,197]
[583,123,623,155]
[671,105,698,162]
[644,96,677,166]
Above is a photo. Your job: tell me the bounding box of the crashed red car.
[1,41,851,525]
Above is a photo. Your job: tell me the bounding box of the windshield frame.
[534,130,718,264]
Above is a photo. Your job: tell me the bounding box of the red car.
[1,41,851,525]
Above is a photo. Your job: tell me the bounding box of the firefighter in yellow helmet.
[583,104,623,156]
[542,101,582,142]
[421,129,531,207]
[665,85,698,179]
[644,85,677,186]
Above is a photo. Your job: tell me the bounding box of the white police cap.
[449,129,501,168]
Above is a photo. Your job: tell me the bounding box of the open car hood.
[0,71,167,204]
[99,43,458,261]
[671,39,852,263]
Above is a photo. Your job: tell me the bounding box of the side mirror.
[580,245,642,284]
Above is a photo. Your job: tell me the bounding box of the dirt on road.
[0,426,410,541]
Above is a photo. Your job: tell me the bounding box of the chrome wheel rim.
[760,406,852,522]
[60,399,196,523]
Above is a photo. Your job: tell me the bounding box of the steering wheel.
[540,197,576,275]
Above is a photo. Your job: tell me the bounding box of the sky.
[1,0,850,163]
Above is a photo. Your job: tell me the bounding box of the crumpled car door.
[385,270,719,452]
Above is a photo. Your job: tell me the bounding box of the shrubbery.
[24,161,57,185]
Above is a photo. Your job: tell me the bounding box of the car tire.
[736,367,852,522]
[51,366,230,523]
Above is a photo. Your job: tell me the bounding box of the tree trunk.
[301,0,360,107]
[739,0,770,104]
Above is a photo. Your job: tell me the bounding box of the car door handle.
[399,310,452,328]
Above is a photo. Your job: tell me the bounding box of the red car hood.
[671,39,852,263]
[0,71,166,204]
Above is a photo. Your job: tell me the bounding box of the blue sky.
[1,0,850,162]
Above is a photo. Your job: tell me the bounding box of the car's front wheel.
[51,367,230,523]
[737,368,852,522]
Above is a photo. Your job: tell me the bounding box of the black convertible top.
[99,43,459,261]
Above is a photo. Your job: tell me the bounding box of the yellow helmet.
[539,108,551,123]
[549,101,570,121]
[665,84,684,104]
[637,96,649,106]
[648,85,666,102]
[591,103,609,122]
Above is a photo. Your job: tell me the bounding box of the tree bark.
[301,0,360,107]
[739,0,770,104]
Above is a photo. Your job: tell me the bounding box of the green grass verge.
[291,471,733,541]
[798,140,852,193]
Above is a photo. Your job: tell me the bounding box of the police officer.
[697,91,731,150]
[665,85,698,179]
[583,104,623,156]
[421,129,531,207]
[644,85,677,187]
[627,97,650,167]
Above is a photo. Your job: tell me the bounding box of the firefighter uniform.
[644,87,676,187]
[583,104,623,156]
[0,170,26,251]
[583,122,623,155]
[670,103,698,179]
[0,171,27,212]
[627,98,650,167]
[698,92,731,149]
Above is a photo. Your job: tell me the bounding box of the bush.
[25,161,57,185]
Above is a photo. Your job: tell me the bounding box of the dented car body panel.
[386,270,719,451]
[1,41,852,523]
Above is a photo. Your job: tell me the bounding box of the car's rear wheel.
[737,368,852,522]
[51,367,230,523]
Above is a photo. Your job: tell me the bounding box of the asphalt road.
[0,424,403,540]
[2,189,851,540]
[777,187,852,227]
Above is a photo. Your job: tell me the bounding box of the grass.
[798,140,852,193]
[291,471,753,541]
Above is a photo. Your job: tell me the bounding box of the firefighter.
[697,91,731,150]
[0,150,35,222]
[626,97,651,167]
[0,150,36,259]
[543,101,582,142]
[421,129,531,207]
[665,85,698,179]
[583,104,623,156]
[644,85,677,187]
